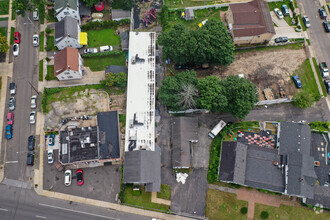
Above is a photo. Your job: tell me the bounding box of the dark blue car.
[6,125,13,139]
[292,75,302,88]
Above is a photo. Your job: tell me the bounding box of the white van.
[33,9,39,21]
[99,45,113,52]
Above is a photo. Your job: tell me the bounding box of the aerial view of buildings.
[0,0,329,219]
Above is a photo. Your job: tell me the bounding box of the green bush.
[81,20,117,31]
[81,50,125,58]
[45,27,51,34]
[117,19,130,25]
[240,207,248,214]
[309,121,330,132]
[207,135,223,183]
[100,72,127,88]
[261,211,269,219]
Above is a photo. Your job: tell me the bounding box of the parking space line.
[36,215,47,219]
[5,161,18,163]
[0,208,8,211]
[38,203,120,220]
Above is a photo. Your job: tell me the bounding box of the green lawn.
[40,31,44,51]
[0,0,9,15]
[10,27,15,45]
[0,27,7,37]
[165,0,224,9]
[0,17,8,21]
[119,114,126,128]
[157,184,171,200]
[294,59,320,100]
[11,6,15,20]
[123,185,170,212]
[87,29,120,48]
[254,203,330,220]
[46,65,57,81]
[168,7,227,30]
[312,58,327,97]
[39,60,43,81]
[205,189,248,220]
[267,0,291,11]
[235,42,304,54]
[83,53,126,71]
[46,8,57,22]
[46,35,56,51]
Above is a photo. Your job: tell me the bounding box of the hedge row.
[81,50,125,58]
[81,20,118,31]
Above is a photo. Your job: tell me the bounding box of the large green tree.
[158,19,234,66]
[219,75,258,119]
[158,70,198,111]
[0,33,9,53]
[12,0,45,17]
[81,0,99,7]
[197,76,227,112]
[293,91,314,108]
[122,0,135,10]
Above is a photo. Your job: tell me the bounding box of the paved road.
[4,12,39,183]
[0,184,150,220]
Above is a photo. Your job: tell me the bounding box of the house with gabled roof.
[226,0,275,45]
[54,47,83,80]
[54,0,80,23]
[55,16,81,50]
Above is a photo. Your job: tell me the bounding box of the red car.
[14,32,21,44]
[7,112,14,125]
[76,169,84,185]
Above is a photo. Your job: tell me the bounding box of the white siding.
[56,69,82,81]
[56,7,80,23]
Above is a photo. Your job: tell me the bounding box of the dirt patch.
[196,49,306,100]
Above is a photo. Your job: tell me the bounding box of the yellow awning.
[79,32,88,45]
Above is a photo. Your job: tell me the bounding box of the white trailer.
[208,120,226,139]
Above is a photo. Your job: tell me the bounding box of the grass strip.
[10,27,15,45]
[39,60,43,81]
[312,58,327,97]
[39,31,44,51]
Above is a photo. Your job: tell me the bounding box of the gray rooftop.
[123,150,161,192]
[306,185,330,208]
[105,65,128,74]
[112,9,131,20]
[55,16,78,40]
[120,31,129,51]
[218,142,236,182]
[233,142,247,185]
[55,0,78,12]
[79,0,90,16]
[171,117,198,168]
[97,111,120,160]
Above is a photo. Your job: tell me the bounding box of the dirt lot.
[197,49,307,100]
[44,89,126,130]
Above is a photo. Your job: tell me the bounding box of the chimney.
[68,65,70,69]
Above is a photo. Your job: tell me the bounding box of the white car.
[84,48,98,54]
[33,9,39,21]
[33,34,39,46]
[64,170,72,186]
[29,111,36,124]
[274,8,283,19]
[13,44,19,56]
[302,16,311,28]
[31,95,37,108]
[99,45,113,52]
[47,149,54,164]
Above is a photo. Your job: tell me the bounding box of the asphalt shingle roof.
[55,0,78,12]
[55,16,78,40]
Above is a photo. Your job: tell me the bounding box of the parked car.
[274,8,284,19]
[323,21,330,33]
[33,9,39,21]
[320,62,329,77]
[48,134,55,146]
[48,149,54,164]
[29,111,36,124]
[9,97,15,111]
[33,34,39,46]
[14,32,21,44]
[91,13,103,19]
[5,125,13,139]
[84,48,98,54]
[9,82,16,95]
[27,152,34,166]
[302,16,311,28]
[99,45,113,52]
[174,63,189,70]
[7,112,14,125]
[281,5,289,16]
[319,8,327,19]
[64,170,72,186]
[76,169,84,185]
[324,79,330,94]
[292,75,302,88]
[13,44,19,56]
[28,135,35,151]
[31,95,37,108]
[275,37,289,43]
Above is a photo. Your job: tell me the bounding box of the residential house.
[54,47,83,80]
[111,9,131,21]
[54,0,80,23]
[226,0,275,45]
[55,16,81,50]
[171,117,198,169]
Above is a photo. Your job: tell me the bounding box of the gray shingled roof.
[171,117,198,168]
[233,142,247,185]
[123,150,161,192]
[306,186,330,209]
[55,0,78,12]
[55,16,78,40]
[120,31,129,51]
[105,65,128,74]
[112,9,131,20]
[218,142,236,182]
[79,1,90,16]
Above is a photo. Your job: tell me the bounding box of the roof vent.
[67,3,70,7]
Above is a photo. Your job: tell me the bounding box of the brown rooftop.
[230,0,275,37]
[54,47,79,76]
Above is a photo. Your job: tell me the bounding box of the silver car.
[31,95,37,108]
[83,48,98,54]
[302,16,311,28]
[9,97,15,111]
[33,34,39,46]
[30,111,36,124]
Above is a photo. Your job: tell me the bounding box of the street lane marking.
[39,203,120,220]
[0,208,8,211]
[36,216,47,219]
[5,161,18,163]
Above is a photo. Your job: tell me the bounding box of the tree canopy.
[101,72,127,88]
[81,0,99,7]
[158,20,235,66]
[293,91,314,108]
[0,33,9,53]
[12,0,45,17]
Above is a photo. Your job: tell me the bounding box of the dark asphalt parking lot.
[43,150,121,203]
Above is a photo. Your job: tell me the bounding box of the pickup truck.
[320,62,329,78]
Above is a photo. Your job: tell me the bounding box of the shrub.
[45,27,51,34]
[261,211,269,219]
[100,72,127,88]
[81,20,118,31]
[81,50,125,58]
[240,207,248,214]
[207,135,223,183]
[309,121,330,132]
[117,19,130,26]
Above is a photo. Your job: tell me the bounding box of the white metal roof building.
[124,32,156,152]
